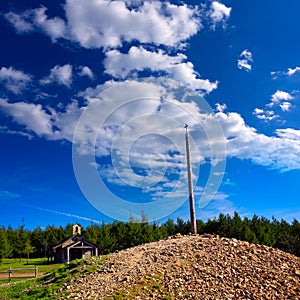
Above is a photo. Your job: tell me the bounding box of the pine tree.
[162,218,176,236]
[98,223,116,254]
[229,212,243,239]
[15,220,28,262]
[0,226,11,264]
[31,226,45,257]
[176,218,190,235]
[24,239,34,264]
[217,213,230,236]
[85,224,101,245]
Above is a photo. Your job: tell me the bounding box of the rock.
[59,235,300,299]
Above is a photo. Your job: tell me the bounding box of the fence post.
[8,267,12,282]
[35,266,38,278]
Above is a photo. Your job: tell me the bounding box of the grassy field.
[0,256,106,299]
[0,258,62,284]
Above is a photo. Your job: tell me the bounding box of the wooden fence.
[0,266,38,281]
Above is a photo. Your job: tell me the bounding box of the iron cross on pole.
[184,124,197,234]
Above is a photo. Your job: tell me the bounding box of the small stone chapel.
[53,224,98,263]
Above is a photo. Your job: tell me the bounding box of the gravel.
[59,234,300,299]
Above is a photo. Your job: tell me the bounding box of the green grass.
[0,258,61,273]
[0,256,107,300]
[0,258,62,285]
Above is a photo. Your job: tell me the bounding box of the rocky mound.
[61,234,300,299]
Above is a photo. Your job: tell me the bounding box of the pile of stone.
[60,234,300,299]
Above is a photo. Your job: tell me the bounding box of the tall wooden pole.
[185,124,197,234]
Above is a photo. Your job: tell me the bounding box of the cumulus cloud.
[6,0,200,49]
[1,78,300,205]
[69,80,227,209]
[4,11,35,33]
[0,98,53,135]
[33,6,66,41]
[252,108,278,121]
[268,90,294,112]
[2,79,300,174]
[271,66,300,78]
[5,7,66,41]
[0,125,33,139]
[270,90,293,105]
[40,64,73,87]
[207,1,231,30]
[286,66,300,76]
[253,90,295,121]
[216,111,300,171]
[4,1,230,94]
[215,103,227,112]
[0,66,32,94]
[51,100,84,142]
[237,49,253,72]
[276,128,300,140]
[71,81,300,176]
[279,102,292,112]
[78,66,94,79]
[65,0,201,49]
[104,46,218,93]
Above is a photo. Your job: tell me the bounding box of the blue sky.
[1,0,300,229]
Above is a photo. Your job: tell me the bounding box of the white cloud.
[279,101,292,112]
[0,125,33,139]
[4,1,223,93]
[6,1,201,50]
[253,108,264,115]
[240,49,252,61]
[51,100,84,142]
[271,66,300,78]
[4,11,35,33]
[2,77,300,194]
[41,81,300,173]
[1,78,300,215]
[216,111,300,171]
[105,47,183,78]
[286,66,300,76]
[33,7,66,41]
[270,90,293,104]
[207,1,231,30]
[64,0,201,49]
[69,80,227,209]
[268,90,294,112]
[5,7,66,41]
[253,108,278,121]
[0,66,32,94]
[104,46,218,93]
[253,90,295,121]
[215,103,227,112]
[1,76,299,175]
[237,59,252,72]
[276,128,300,140]
[40,64,73,87]
[78,66,94,79]
[237,49,253,72]
[0,99,53,135]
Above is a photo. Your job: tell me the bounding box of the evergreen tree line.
[0,212,300,264]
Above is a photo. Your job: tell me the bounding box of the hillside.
[59,234,300,299]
